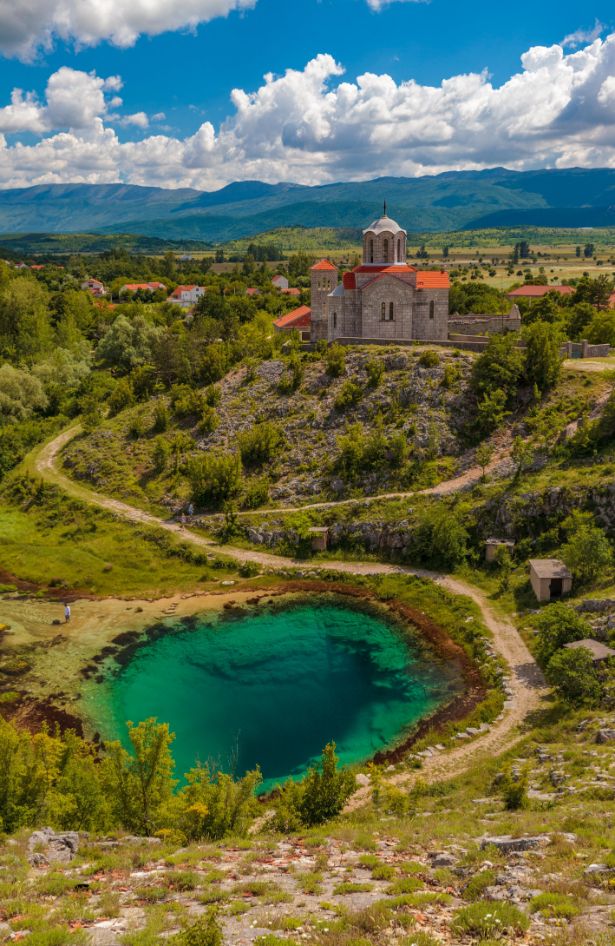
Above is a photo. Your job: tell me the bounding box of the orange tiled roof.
[311,259,337,271]
[121,282,166,291]
[274,305,312,330]
[415,270,450,289]
[352,264,416,274]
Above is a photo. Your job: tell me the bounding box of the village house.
[119,281,167,296]
[273,305,312,342]
[168,285,207,309]
[81,278,107,297]
[272,274,289,291]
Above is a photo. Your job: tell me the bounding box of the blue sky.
[0,0,613,188]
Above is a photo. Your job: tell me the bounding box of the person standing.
[64,603,71,623]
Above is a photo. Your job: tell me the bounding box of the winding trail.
[32,426,547,797]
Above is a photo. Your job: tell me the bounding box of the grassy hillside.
[61,347,475,514]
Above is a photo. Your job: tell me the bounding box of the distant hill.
[0,168,614,241]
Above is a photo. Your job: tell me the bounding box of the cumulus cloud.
[3,36,615,189]
[0,0,257,60]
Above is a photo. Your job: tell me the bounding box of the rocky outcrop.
[28,827,80,865]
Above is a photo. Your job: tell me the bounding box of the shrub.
[418,350,440,368]
[546,647,602,707]
[365,357,384,387]
[197,406,219,435]
[452,901,529,937]
[275,743,355,830]
[175,913,222,946]
[324,343,346,378]
[152,437,171,472]
[107,379,135,416]
[238,422,283,467]
[530,892,580,919]
[240,477,270,509]
[186,452,243,509]
[278,354,304,394]
[152,401,170,433]
[561,510,613,587]
[410,503,469,569]
[532,603,590,666]
[334,380,363,410]
[462,869,497,901]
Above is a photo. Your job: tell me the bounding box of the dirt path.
[33,427,547,801]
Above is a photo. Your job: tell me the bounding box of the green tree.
[97,315,161,372]
[298,743,356,827]
[187,452,243,509]
[0,365,47,423]
[475,442,493,479]
[561,510,613,586]
[533,603,590,666]
[412,503,469,569]
[237,422,283,467]
[586,311,615,346]
[546,648,602,706]
[102,719,176,834]
[476,388,511,435]
[523,322,562,393]
[0,277,52,361]
[511,436,534,480]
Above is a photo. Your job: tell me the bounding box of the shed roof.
[564,639,615,660]
[529,559,572,579]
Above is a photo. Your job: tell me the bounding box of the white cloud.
[561,19,605,49]
[3,36,615,189]
[366,0,429,10]
[0,0,257,60]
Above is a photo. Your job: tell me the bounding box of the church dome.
[363,213,406,236]
[362,204,408,266]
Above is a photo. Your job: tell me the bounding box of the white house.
[81,278,107,297]
[168,285,207,309]
[272,274,289,291]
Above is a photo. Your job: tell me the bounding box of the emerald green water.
[85,601,460,793]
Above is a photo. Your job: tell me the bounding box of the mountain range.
[1,168,614,242]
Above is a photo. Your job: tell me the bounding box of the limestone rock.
[27,827,80,865]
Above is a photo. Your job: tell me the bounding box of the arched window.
[333,312,337,328]
[389,302,395,321]
[397,238,401,262]
[369,239,374,263]
[381,302,386,321]
[429,300,435,320]
[383,238,389,262]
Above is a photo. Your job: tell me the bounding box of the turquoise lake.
[85,601,460,793]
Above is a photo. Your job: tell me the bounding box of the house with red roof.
[308,207,450,343]
[119,281,167,295]
[168,285,206,309]
[274,305,312,341]
[82,278,107,297]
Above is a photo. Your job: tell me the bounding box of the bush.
[240,477,269,509]
[452,901,529,937]
[418,350,440,368]
[462,869,497,901]
[561,510,613,586]
[324,343,346,378]
[277,354,303,394]
[275,743,355,830]
[238,422,283,467]
[174,913,222,946]
[365,357,384,387]
[410,503,469,569]
[532,603,591,666]
[186,452,243,509]
[197,406,219,435]
[546,647,602,707]
[530,892,580,919]
[334,379,363,410]
[152,402,170,433]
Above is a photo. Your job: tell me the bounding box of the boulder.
[596,729,615,744]
[27,827,80,865]
[480,835,550,854]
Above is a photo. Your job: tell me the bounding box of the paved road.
[33,426,547,799]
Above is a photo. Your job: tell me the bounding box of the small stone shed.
[485,538,515,564]
[529,559,573,603]
[564,639,615,665]
[308,527,330,552]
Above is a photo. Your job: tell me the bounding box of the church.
[308,206,450,344]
